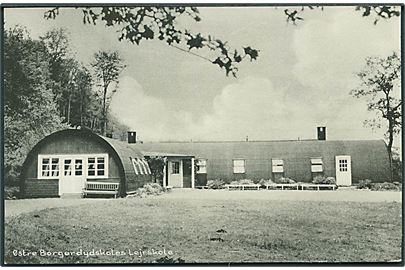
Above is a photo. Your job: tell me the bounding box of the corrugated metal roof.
[101,136,144,171]
[136,139,391,182]
[141,151,194,157]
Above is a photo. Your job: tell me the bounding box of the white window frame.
[233,159,246,174]
[131,158,152,175]
[141,159,152,174]
[196,159,207,174]
[38,156,60,179]
[272,159,284,173]
[38,154,109,179]
[311,158,323,172]
[339,159,348,172]
[131,158,140,175]
[87,156,107,178]
[172,161,180,174]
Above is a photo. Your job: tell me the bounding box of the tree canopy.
[44,7,260,77]
[350,52,401,162]
[91,50,127,136]
[4,26,131,184]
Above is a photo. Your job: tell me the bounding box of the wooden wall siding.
[126,174,150,193]
[138,140,391,183]
[23,179,59,198]
[195,174,207,186]
[23,135,121,181]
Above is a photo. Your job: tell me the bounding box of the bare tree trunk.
[387,117,394,182]
[79,88,84,126]
[67,94,72,124]
[101,85,108,136]
[386,93,394,182]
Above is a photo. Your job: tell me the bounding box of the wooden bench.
[300,184,337,191]
[195,185,209,189]
[225,184,260,190]
[82,182,119,198]
[266,183,299,190]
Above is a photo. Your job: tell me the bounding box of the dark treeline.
[4,26,129,184]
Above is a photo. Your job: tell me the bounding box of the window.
[272,159,284,173]
[39,154,108,179]
[64,159,72,176]
[172,161,180,174]
[233,159,245,174]
[87,157,106,177]
[339,159,348,172]
[130,158,151,175]
[41,158,50,177]
[40,157,59,178]
[141,159,152,174]
[88,158,96,176]
[75,160,83,176]
[311,158,323,172]
[196,159,207,174]
[97,157,105,176]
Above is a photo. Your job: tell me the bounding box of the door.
[168,160,182,188]
[182,159,192,188]
[59,158,86,195]
[335,155,352,186]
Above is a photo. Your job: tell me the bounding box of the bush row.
[357,179,401,191]
[128,183,169,198]
[205,176,338,189]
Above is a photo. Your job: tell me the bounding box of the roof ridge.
[141,139,384,144]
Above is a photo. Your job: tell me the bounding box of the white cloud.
[293,8,400,97]
[111,75,392,143]
[111,76,323,141]
[291,8,401,144]
[193,76,316,140]
[111,9,400,144]
[110,76,195,141]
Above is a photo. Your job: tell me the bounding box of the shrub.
[357,179,373,189]
[312,175,326,184]
[5,186,19,200]
[276,177,295,184]
[313,176,336,185]
[371,182,400,191]
[143,183,164,195]
[206,179,225,189]
[130,183,164,198]
[230,179,254,185]
[229,180,239,185]
[258,178,274,187]
[325,177,336,185]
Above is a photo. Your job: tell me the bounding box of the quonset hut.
[137,127,391,187]
[20,129,152,198]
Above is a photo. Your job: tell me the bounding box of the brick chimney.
[127,131,136,144]
[317,127,326,140]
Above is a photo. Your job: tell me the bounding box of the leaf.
[233,50,242,63]
[212,57,224,68]
[361,6,371,17]
[243,47,259,61]
[186,33,205,50]
[142,25,154,40]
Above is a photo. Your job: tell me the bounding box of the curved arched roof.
[21,129,146,182]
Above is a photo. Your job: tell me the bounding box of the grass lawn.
[4,191,402,264]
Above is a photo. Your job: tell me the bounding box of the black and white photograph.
[1,2,403,265]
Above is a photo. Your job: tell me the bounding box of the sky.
[4,6,402,146]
